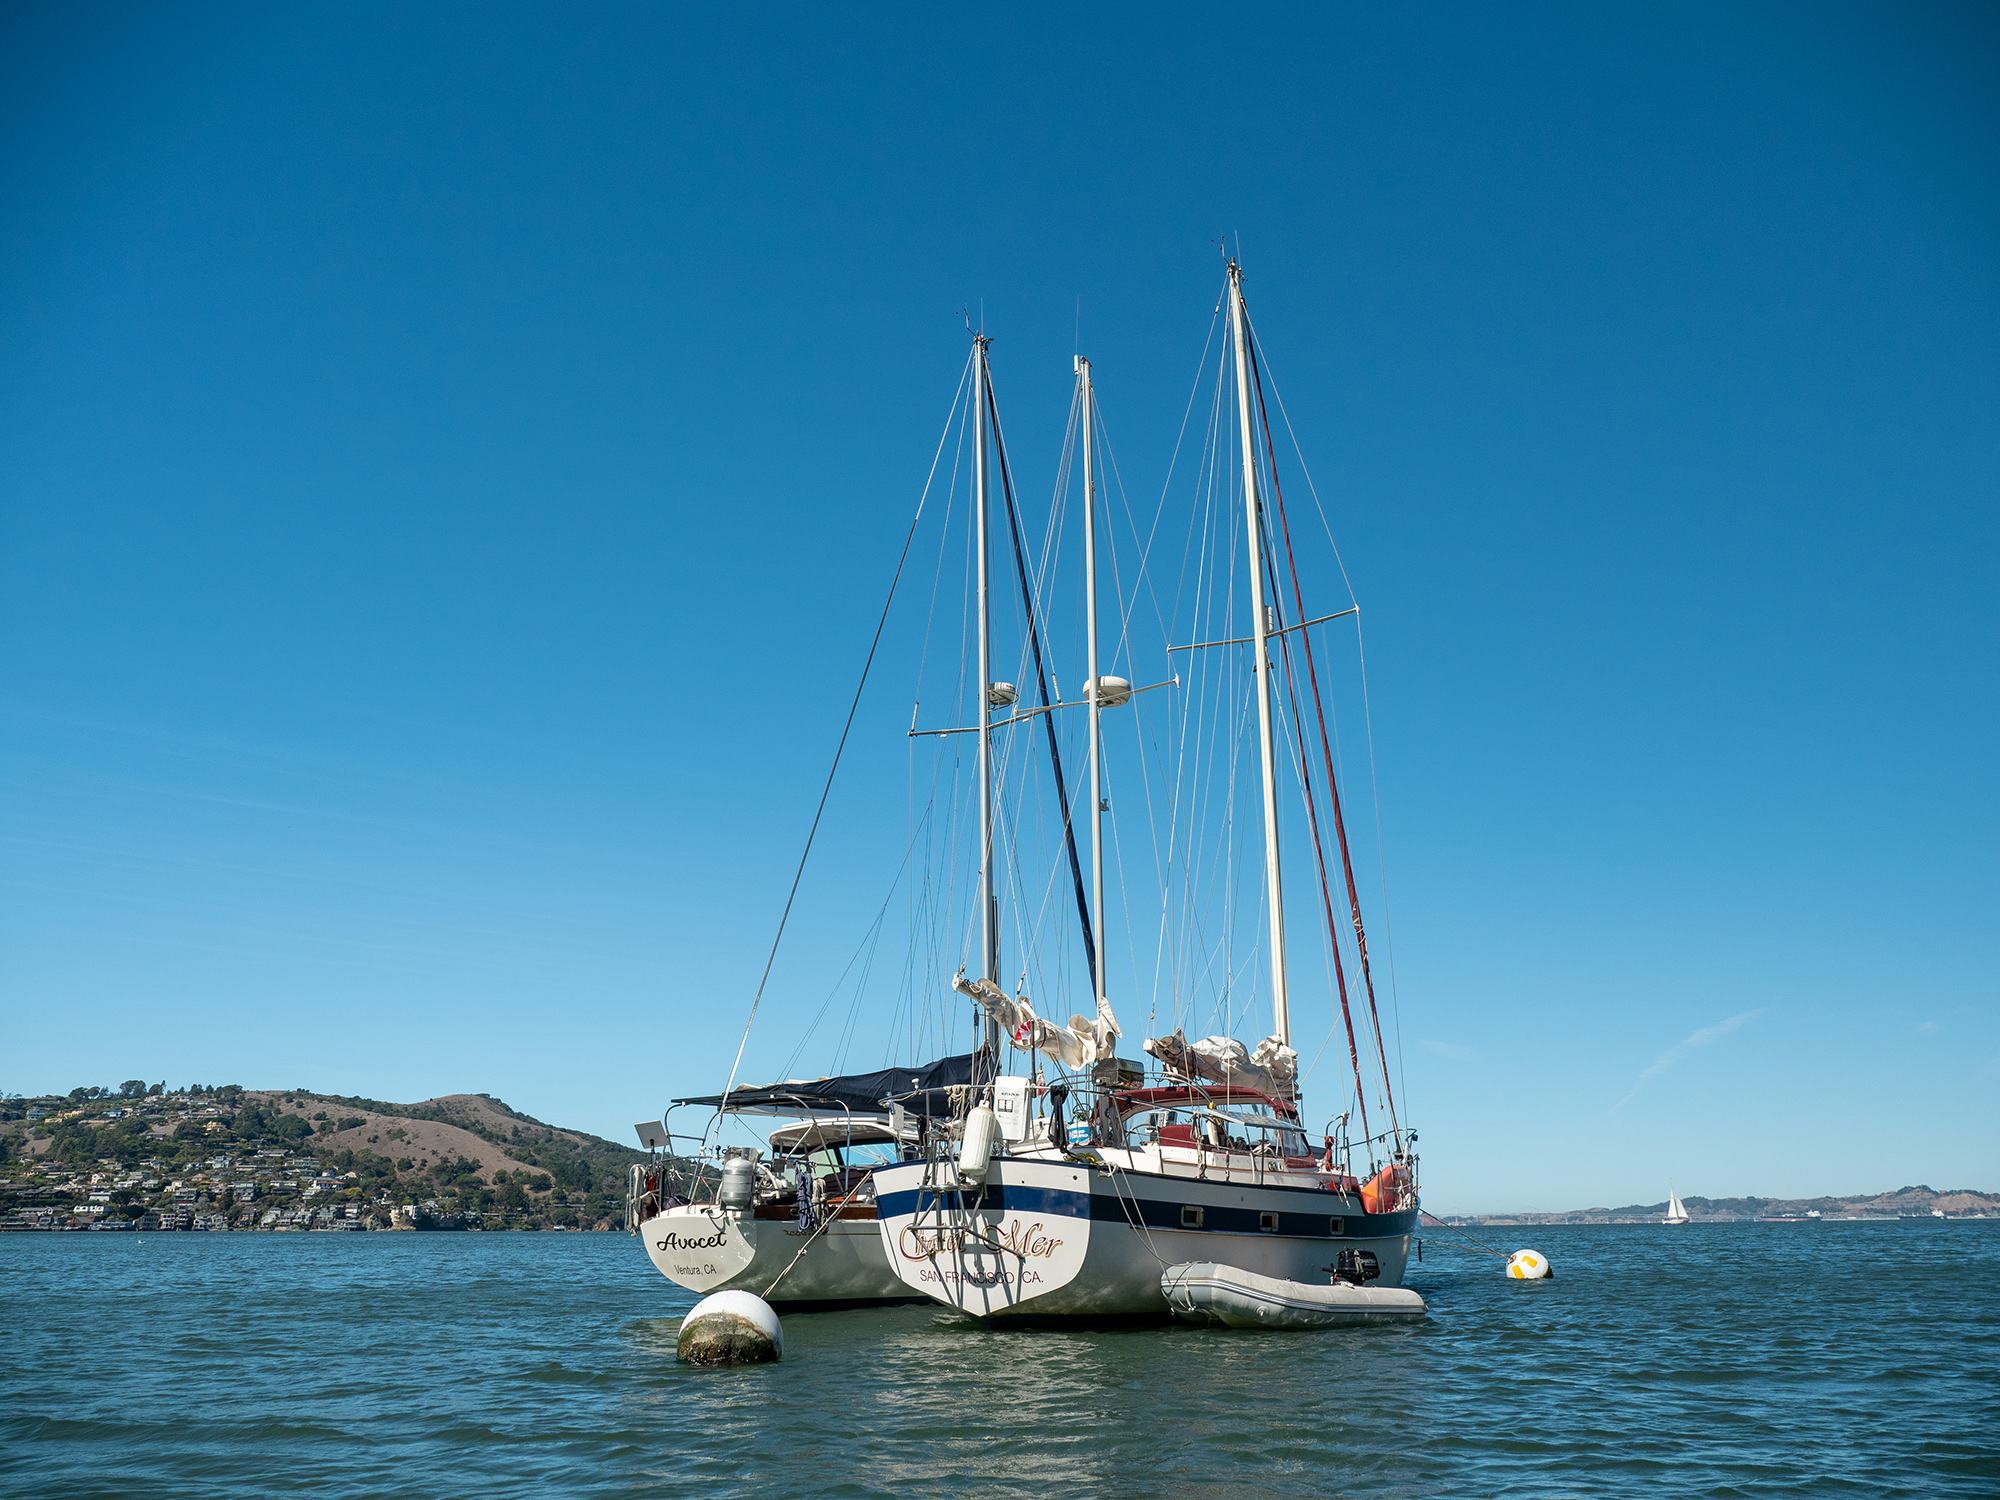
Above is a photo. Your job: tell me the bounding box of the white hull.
[1163,1261,1427,1327]
[641,1205,923,1310]
[874,1154,1416,1320]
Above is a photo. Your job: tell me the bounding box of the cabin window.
[1122,1101,1311,1157]
[1327,1217,1345,1236]
[1259,1211,1278,1233]
[1180,1205,1203,1229]
[1121,1107,1189,1148]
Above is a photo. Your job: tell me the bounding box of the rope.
[1102,1158,1174,1273]
[983,360,1097,993]
[762,1193,859,1297]
[1258,528,1372,1149]
[1418,1209,1509,1256]
[1246,323,1400,1147]
[1251,338,1411,1117]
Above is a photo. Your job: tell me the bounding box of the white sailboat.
[1665,1182,1691,1225]
[637,262,1418,1321]
[629,1064,965,1310]
[872,262,1419,1320]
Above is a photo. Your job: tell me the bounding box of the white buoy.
[676,1290,782,1365]
[1506,1248,1553,1280]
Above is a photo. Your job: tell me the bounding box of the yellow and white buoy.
[1506,1248,1553,1279]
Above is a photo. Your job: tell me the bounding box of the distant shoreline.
[1428,1183,1997,1227]
[1427,1213,1995,1227]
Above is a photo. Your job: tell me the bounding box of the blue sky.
[3,3,1994,1211]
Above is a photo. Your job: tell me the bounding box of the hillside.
[291,1090,645,1191]
[0,1082,678,1231]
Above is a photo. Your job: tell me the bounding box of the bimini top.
[767,1119,905,1155]
[673,1052,977,1121]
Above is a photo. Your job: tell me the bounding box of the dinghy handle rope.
[1102,1160,1173,1272]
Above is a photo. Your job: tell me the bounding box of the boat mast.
[974,333,1001,1065]
[1078,355,1107,1022]
[1228,261,1290,1046]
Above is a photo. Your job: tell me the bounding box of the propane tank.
[718,1156,757,1210]
[959,1102,1000,1184]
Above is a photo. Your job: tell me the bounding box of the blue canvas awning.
[672,1051,978,1120]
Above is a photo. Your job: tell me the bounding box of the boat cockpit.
[1108,1087,1334,1174]
[763,1119,909,1207]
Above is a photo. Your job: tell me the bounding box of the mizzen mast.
[1228,261,1290,1047]
[973,332,1001,1068]
[1078,354,1109,1023]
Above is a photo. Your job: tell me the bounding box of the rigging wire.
[1245,313,1400,1145]
[1259,530,1374,1150]
[1249,328,1410,1114]
[983,359,1098,992]
[717,348,972,1112]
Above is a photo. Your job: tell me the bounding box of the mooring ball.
[1506,1249,1553,1280]
[676,1290,783,1365]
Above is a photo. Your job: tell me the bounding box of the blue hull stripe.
[877,1184,1090,1220]
[876,1181,1413,1240]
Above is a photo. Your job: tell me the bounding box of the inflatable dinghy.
[1163,1261,1428,1329]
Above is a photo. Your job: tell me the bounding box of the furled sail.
[1142,1029,1298,1097]
[954,974,1121,1071]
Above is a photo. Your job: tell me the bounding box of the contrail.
[1613,1008,1767,1111]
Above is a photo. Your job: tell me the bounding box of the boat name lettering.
[897,1217,1064,1262]
[916,1267,1046,1287]
[655,1230,729,1251]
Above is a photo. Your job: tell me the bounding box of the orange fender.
[1360,1164,1398,1215]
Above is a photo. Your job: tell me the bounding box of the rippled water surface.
[4,1222,1996,1497]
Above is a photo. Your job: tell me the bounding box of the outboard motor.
[1332,1249,1381,1286]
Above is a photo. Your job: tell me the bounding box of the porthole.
[1327,1217,1345,1235]
[1180,1205,1203,1229]
[1259,1211,1278,1233]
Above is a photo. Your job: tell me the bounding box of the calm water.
[3,1222,1996,1497]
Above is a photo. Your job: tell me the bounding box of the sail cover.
[1143,1029,1298,1097]
[953,974,1122,1070]
[673,1052,978,1120]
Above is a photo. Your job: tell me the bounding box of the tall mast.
[1228,261,1289,1046]
[973,333,1001,1064]
[1078,355,1106,1021]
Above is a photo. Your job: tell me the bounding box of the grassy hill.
[0,1082,692,1230]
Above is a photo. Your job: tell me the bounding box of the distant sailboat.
[1664,1182,1691,1225]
